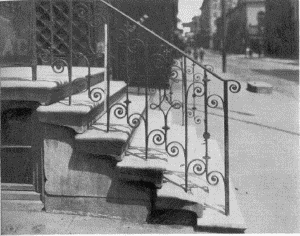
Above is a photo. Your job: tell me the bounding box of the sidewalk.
[173,59,299,136]
[207,50,299,66]
[1,203,198,234]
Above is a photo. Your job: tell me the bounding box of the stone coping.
[1,66,105,105]
[37,81,126,133]
[74,94,147,160]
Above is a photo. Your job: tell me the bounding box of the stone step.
[116,106,175,187]
[156,138,246,231]
[37,81,126,133]
[1,191,42,201]
[117,146,168,188]
[1,66,105,105]
[74,94,147,161]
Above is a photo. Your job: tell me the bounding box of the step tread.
[118,146,168,171]
[74,94,146,159]
[37,81,126,133]
[1,66,105,105]
[196,181,247,231]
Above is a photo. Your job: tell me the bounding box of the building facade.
[199,0,238,49]
[264,0,299,58]
[213,0,265,54]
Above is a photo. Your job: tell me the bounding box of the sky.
[177,0,204,23]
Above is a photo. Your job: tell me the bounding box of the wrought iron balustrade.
[0,0,241,216]
[98,0,241,216]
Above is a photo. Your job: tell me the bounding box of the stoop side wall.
[42,122,152,221]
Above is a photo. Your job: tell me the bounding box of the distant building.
[213,0,265,54]
[264,0,299,58]
[181,16,201,47]
[199,0,238,49]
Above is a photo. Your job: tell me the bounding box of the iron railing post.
[203,70,210,172]
[31,0,37,81]
[224,81,230,215]
[68,0,73,106]
[145,43,149,159]
[183,56,188,192]
[181,56,185,126]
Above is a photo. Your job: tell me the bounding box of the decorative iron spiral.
[187,82,205,99]
[150,100,160,110]
[228,80,241,93]
[74,3,88,19]
[52,58,68,73]
[193,85,205,97]
[204,64,214,72]
[186,66,193,75]
[149,88,157,95]
[187,159,206,176]
[206,171,224,186]
[89,87,105,102]
[187,108,194,118]
[187,108,202,124]
[193,72,203,81]
[40,49,51,63]
[148,129,165,146]
[207,94,224,109]
[116,29,127,43]
[128,38,145,53]
[170,69,179,81]
[166,141,184,157]
[194,116,202,124]
[170,65,182,82]
[128,113,144,128]
[171,100,182,109]
[111,103,127,119]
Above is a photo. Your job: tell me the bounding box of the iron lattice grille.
[35,0,99,66]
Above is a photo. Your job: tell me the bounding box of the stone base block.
[247,81,273,94]
[45,195,151,222]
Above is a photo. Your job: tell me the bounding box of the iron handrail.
[98,0,227,82]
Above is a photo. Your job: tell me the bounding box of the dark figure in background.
[193,47,199,61]
[199,47,205,63]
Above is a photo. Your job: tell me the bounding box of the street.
[178,52,300,233]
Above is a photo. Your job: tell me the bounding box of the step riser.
[45,195,151,222]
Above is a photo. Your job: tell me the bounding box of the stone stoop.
[115,115,246,231]
[40,89,159,221]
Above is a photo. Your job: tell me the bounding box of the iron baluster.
[31,0,37,81]
[50,0,54,66]
[68,0,73,106]
[145,43,149,160]
[224,81,230,216]
[181,56,185,126]
[106,23,111,132]
[203,70,210,171]
[125,28,130,125]
[192,62,196,118]
[183,56,188,192]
